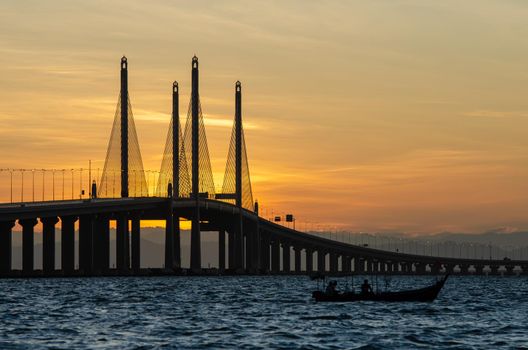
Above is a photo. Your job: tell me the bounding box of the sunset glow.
[1,1,528,234]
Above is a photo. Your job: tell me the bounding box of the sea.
[0,275,526,349]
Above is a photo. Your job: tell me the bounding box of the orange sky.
[1,1,528,234]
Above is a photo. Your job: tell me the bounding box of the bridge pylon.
[99,57,148,198]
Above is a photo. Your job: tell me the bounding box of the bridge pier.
[430,262,441,275]
[294,246,302,273]
[219,229,226,272]
[173,214,181,269]
[474,264,484,275]
[342,256,351,273]
[228,229,235,270]
[356,257,365,274]
[373,260,380,274]
[490,265,500,275]
[459,264,470,275]
[317,250,326,272]
[260,232,270,273]
[379,261,387,274]
[329,252,338,273]
[116,214,129,272]
[505,265,515,275]
[41,216,59,273]
[164,208,174,270]
[232,217,243,271]
[60,216,75,274]
[79,215,94,274]
[20,218,38,274]
[415,263,426,275]
[0,221,15,274]
[246,229,258,272]
[245,231,251,271]
[282,241,290,273]
[305,248,314,273]
[366,259,373,274]
[131,215,140,272]
[271,238,280,273]
[190,206,202,272]
[94,215,110,273]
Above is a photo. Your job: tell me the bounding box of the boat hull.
[312,275,448,302]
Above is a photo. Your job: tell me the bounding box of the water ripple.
[0,276,527,348]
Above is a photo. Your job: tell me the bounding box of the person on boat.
[361,279,373,295]
[325,280,338,295]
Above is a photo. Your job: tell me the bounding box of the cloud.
[461,110,528,119]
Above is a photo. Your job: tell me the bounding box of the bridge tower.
[234,82,244,270]
[120,57,129,198]
[171,81,181,268]
[190,56,201,271]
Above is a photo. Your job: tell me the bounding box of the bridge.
[1,56,526,277]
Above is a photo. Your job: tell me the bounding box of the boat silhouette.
[312,275,449,302]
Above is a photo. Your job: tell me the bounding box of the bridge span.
[1,197,526,277]
[1,55,527,277]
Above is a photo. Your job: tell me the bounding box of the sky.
[1,0,528,234]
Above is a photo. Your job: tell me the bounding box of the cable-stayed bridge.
[0,57,526,277]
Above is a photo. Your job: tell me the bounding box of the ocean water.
[0,275,527,349]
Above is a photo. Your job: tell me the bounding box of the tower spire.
[120,56,128,198]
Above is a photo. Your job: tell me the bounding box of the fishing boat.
[312,275,449,302]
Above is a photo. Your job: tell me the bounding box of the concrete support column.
[372,260,379,274]
[97,215,110,272]
[131,215,140,272]
[445,264,455,274]
[164,209,173,270]
[343,256,352,273]
[173,214,181,269]
[60,216,76,273]
[271,239,280,273]
[116,213,129,272]
[0,221,15,273]
[305,248,313,273]
[233,217,243,271]
[282,241,290,273]
[415,263,426,275]
[94,215,110,273]
[228,230,235,270]
[254,224,261,271]
[294,246,301,273]
[474,265,484,275]
[79,215,94,274]
[260,232,270,272]
[329,252,338,273]
[250,223,260,272]
[430,262,441,275]
[245,231,252,271]
[459,265,470,275]
[41,217,59,273]
[505,265,515,275]
[356,258,365,273]
[365,259,373,273]
[19,218,38,273]
[317,250,326,273]
[490,265,499,275]
[218,229,226,272]
[379,261,387,273]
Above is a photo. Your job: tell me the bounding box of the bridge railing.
[256,206,528,261]
[0,168,165,204]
